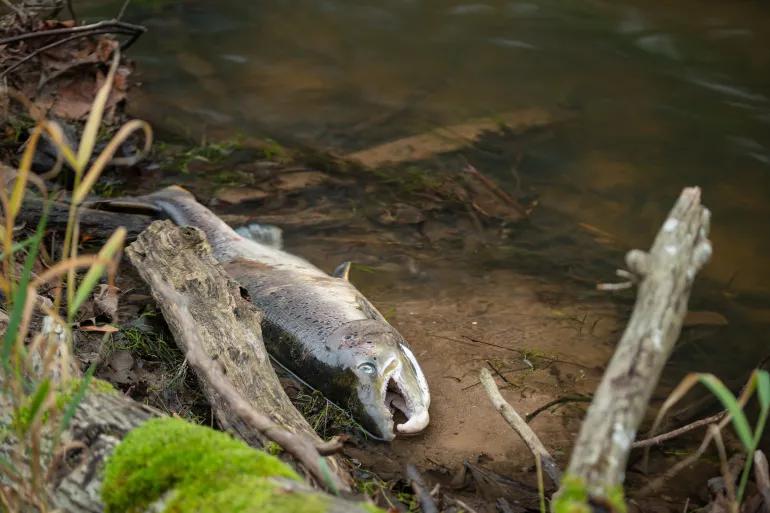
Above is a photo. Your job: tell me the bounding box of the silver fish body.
[144,186,430,440]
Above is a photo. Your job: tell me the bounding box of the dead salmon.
[139,186,430,440]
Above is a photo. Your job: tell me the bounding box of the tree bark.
[124,220,351,489]
[555,187,712,500]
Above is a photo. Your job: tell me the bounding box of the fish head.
[327,319,430,441]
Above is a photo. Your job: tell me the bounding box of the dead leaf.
[78,324,119,333]
[94,283,120,322]
[106,349,135,384]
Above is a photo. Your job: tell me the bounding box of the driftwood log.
[18,196,153,240]
[125,220,352,489]
[553,187,712,503]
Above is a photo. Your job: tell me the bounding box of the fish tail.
[142,186,241,259]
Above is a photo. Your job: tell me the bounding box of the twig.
[479,367,562,486]
[637,411,732,497]
[631,411,726,449]
[0,19,146,46]
[0,24,145,79]
[444,495,480,513]
[151,280,345,494]
[464,163,529,217]
[116,0,131,20]
[406,464,438,513]
[65,0,77,22]
[754,450,770,513]
[1,0,26,21]
[525,394,592,423]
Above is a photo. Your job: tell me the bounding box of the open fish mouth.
[382,371,429,436]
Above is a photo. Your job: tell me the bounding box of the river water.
[81,0,770,505]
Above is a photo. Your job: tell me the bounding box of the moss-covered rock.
[102,417,383,513]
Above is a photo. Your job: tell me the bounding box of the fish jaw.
[356,345,431,440]
[383,346,430,435]
[329,319,431,440]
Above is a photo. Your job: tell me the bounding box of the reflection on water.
[82,0,769,376]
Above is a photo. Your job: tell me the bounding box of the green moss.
[102,418,298,512]
[264,441,284,456]
[54,377,115,411]
[363,503,386,513]
[102,417,384,513]
[551,475,627,513]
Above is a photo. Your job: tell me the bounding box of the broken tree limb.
[125,220,352,490]
[553,187,712,504]
[479,367,562,486]
[630,411,726,450]
[18,196,153,240]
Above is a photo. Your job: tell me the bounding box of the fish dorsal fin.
[333,261,352,281]
[236,223,283,249]
[356,295,387,323]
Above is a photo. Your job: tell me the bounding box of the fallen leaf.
[78,324,119,333]
[94,283,120,322]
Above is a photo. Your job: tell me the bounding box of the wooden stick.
[406,464,438,513]
[0,19,146,46]
[630,411,726,449]
[479,367,562,486]
[755,450,770,513]
[525,394,592,423]
[554,187,712,501]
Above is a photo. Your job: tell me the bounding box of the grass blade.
[17,378,51,435]
[68,228,126,319]
[0,237,36,260]
[60,363,96,432]
[7,125,43,219]
[699,374,753,451]
[72,120,152,204]
[76,51,120,170]
[1,204,48,372]
[757,370,770,411]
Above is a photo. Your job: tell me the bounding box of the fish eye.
[358,362,377,376]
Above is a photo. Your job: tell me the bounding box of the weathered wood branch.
[479,367,561,486]
[554,187,712,502]
[18,196,152,240]
[125,220,351,490]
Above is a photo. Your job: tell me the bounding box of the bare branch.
[479,367,561,486]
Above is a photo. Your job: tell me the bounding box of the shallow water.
[81,0,770,505]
